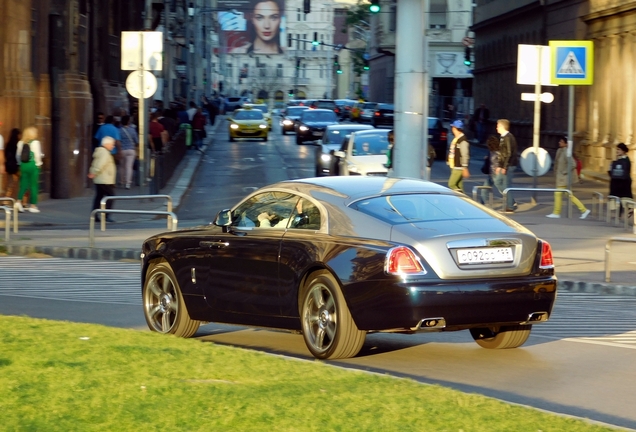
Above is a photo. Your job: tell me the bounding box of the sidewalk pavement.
[1,120,635,296]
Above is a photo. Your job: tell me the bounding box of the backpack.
[610,159,630,180]
[20,142,32,163]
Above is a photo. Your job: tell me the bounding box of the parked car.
[224,96,250,113]
[295,109,339,144]
[359,102,380,123]
[281,106,309,135]
[141,176,557,360]
[315,124,374,176]
[428,117,449,160]
[334,129,391,176]
[227,106,268,142]
[371,103,395,128]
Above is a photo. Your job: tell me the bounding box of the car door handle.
[200,240,229,248]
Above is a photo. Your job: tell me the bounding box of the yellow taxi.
[242,103,272,130]
[228,106,269,142]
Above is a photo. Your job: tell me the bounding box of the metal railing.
[591,192,604,220]
[502,188,573,218]
[621,199,636,232]
[0,206,12,241]
[472,186,494,208]
[89,209,178,248]
[606,195,621,225]
[0,197,18,233]
[99,194,173,231]
[605,237,636,282]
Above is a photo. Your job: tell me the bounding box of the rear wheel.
[143,262,200,338]
[470,324,532,349]
[300,271,366,359]
[229,135,235,142]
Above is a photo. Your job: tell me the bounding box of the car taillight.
[374,111,380,116]
[440,130,447,141]
[539,241,554,269]
[386,246,426,275]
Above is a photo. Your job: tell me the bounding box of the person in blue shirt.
[94,115,122,161]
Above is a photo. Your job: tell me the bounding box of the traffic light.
[312,32,319,46]
[464,47,472,66]
[288,89,294,97]
[334,55,342,74]
[288,33,292,48]
[363,59,370,71]
[369,0,380,13]
[303,0,310,14]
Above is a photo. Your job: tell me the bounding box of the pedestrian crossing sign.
[549,40,594,85]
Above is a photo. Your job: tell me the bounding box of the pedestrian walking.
[447,120,470,193]
[608,142,633,217]
[87,136,116,223]
[546,136,590,219]
[481,135,500,204]
[94,115,122,163]
[118,115,138,189]
[192,107,206,153]
[495,119,518,212]
[2,128,21,198]
[15,126,43,213]
[473,103,490,144]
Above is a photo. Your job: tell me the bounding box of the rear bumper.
[342,275,557,331]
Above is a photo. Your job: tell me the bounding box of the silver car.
[334,129,391,176]
[315,124,374,176]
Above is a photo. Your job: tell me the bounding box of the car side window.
[231,192,301,229]
[288,199,321,230]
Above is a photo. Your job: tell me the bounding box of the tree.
[249,65,285,103]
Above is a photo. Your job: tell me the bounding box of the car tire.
[469,324,532,349]
[143,262,200,338]
[263,135,268,142]
[299,270,366,360]
[282,129,287,135]
[229,136,235,142]
[296,136,303,145]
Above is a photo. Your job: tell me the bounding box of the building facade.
[473,0,635,184]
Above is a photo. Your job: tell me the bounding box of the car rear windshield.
[234,110,264,120]
[362,103,378,109]
[324,127,369,144]
[378,104,394,111]
[302,111,337,122]
[352,132,390,155]
[251,105,268,113]
[287,107,308,116]
[428,118,442,128]
[315,101,336,109]
[351,194,490,224]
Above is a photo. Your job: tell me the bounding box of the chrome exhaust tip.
[521,311,549,325]
[412,317,446,331]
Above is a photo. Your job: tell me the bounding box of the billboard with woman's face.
[218,0,286,55]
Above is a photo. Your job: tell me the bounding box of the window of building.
[302,33,307,50]
[389,2,397,32]
[302,64,307,78]
[319,64,323,78]
[320,34,324,50]
[277,64,283,77]
[227,63,233,77]
[430,0,447,29]
[297,8,301,21]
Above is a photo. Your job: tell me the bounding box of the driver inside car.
[258,200,304,228]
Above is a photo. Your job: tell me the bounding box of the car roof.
[351,129,390,137]
[325,124,374,131]
[270,177,453,205]
[301,108,335,114]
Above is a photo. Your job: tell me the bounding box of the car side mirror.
[214,209,232,227]
[334,151,345,158]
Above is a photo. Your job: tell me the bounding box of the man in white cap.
[447,119,470,193]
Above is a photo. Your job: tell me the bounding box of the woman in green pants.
[16,126,43,213]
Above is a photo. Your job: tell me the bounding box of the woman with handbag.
[608,143,633,216]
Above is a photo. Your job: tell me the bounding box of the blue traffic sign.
[549,40,594,85]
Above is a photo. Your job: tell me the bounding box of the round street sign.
[125,71,158,99]
[519,147,552,177]
[462,36,474,47]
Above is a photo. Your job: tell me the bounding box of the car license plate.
[313,131,323,136]
[457,247,513,264]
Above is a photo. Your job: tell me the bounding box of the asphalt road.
[3,120,635,430]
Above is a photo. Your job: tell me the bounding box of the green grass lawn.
[0,315,617,432]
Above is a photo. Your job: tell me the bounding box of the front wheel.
[143,262,200,338]
[470,324,532,349]
[300,271,366,359]
[296,136,303,145]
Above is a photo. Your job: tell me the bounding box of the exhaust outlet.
[521,311,549,324]
[413,317,446,331]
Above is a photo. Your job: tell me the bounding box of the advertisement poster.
[217,0,286,55]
